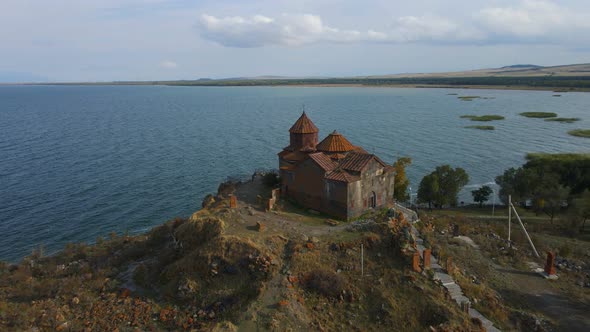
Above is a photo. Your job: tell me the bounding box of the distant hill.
[26,63,590,90]
[365,63,590,79]
[500,64,542,69]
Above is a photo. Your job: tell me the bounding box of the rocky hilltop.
[0,174,548,331]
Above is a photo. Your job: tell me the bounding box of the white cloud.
[476,0,590,38]
[198,13,482,47]
[161,61,178,69]
[198,13,372,47]
[388,15,484,42]
[198,1,590,48]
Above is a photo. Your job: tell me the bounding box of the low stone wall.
[393,203,418,222]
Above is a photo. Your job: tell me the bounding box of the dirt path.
[491,265,590,331]
[456,234,590,331]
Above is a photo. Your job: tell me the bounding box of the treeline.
[156,76,590,89]
[495,153,590,230]
[410,153,589,233]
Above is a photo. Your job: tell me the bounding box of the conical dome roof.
[316,130,355,152]
[289,112,319,134]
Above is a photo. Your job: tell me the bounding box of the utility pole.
[508,195,512,247]
[492,186,496,217]
[509,200,539,258]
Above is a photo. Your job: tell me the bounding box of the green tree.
[495,167,537,204]
[471,185,493,207]
[531,174,569,224]
[418,173,439,210]
[393,157,412,201]
[418,165,469,208]
[569,190,590,232]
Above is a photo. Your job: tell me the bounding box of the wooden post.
[510,202,540,258]
[361,243,364,277]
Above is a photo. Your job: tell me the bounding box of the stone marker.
[544,251,556,275]
[461,300,470,313]
[256,221,265,232]
[271,188,280,200]
[453,224,460,237]
[229,195,237,208]
[267,198,275,211]
[412,251,422,273]
[423,248,431,269]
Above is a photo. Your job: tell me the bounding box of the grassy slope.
[420,206,590,330]
[0,198,478,331]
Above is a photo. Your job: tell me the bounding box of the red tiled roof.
[353,146,368,154]
[316,130,355,153]
[289,112,319,134]
[338,152,376,172]
[329,153,346,160]
[336,152,391,173]
[308,152,337,171]
[325,170,360,182]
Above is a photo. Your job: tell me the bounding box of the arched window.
[369,191,377,208]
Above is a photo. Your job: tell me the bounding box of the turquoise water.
[1,85,588,262]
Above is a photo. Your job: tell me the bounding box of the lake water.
[1,85,588,262]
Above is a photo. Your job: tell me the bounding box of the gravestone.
[544,252,556,275]
[267,198,275,211]
[423,249,431,269]
[412,251,422,273]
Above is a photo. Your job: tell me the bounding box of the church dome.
[316,130,355,153]
[289,111,319,134]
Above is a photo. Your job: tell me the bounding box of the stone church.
[278,112,395,219]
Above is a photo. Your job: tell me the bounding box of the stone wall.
[346,159,395,219]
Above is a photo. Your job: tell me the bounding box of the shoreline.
[3,82,589,92]
[270,84,590,92]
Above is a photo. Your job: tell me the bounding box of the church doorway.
[369,191,376,208]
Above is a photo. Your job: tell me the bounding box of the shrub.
[174,217,225,250]
[262,171,280,187]
[558,244,572,257]
[304,269,345,298]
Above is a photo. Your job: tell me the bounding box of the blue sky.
[1,0,589,82]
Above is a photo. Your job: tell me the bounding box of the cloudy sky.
[1,0,590,82]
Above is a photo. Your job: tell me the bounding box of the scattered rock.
[246,206,255,216]
[119,288,131,298]
[346,219,377,232]
[202,194,216,208]
[325,219,339,226]
[178,278,199,296]
[55,322,69,331]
